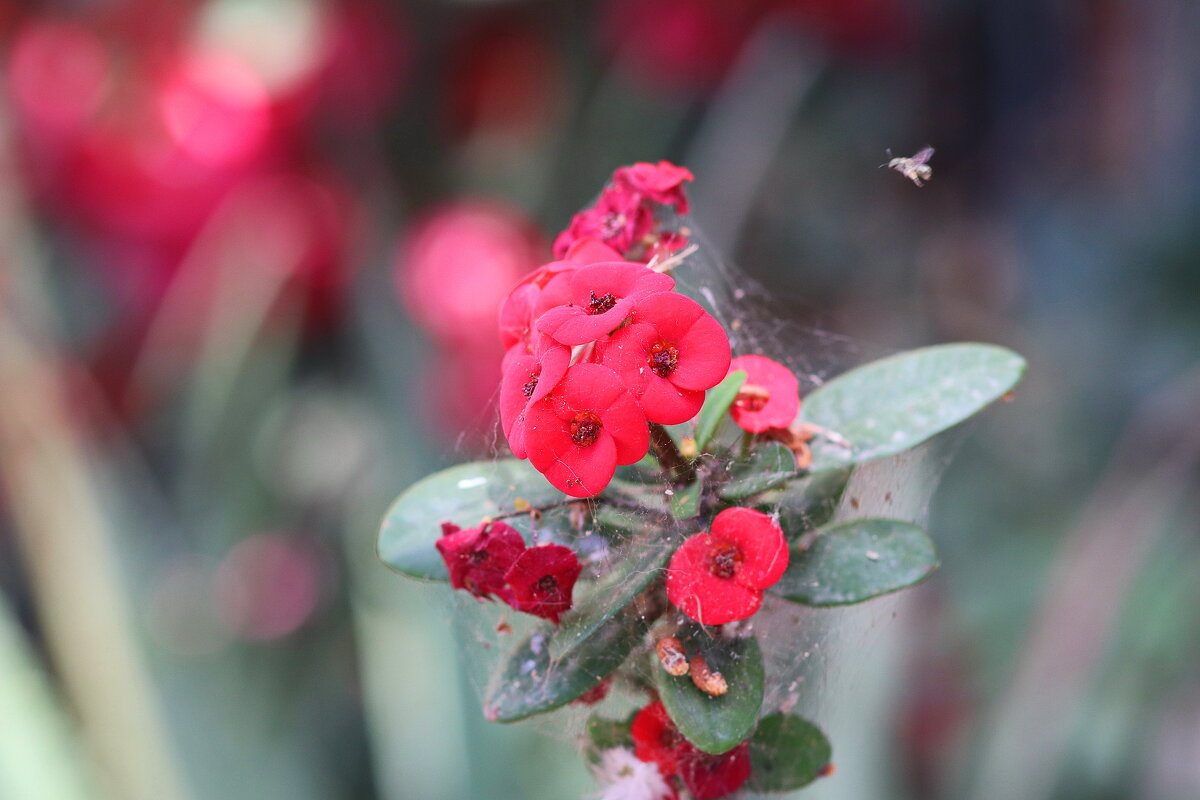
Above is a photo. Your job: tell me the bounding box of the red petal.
[536,300,634,346]
[728,354,800,432]
[638,375,705,425]
[666,534,762,625]
[631,701,687,777]
[711,507,789,589]
[677,741,751,799]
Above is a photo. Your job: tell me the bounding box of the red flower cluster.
[499,163,731,498]
[631,700,751,799]
[666,507,789,625]
[552,161,693,259]
[435,521,582,623]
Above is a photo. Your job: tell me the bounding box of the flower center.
[600,212,626,239]
[570,411,603,447]
[535,574,560,597]
[706,541,743,579]
[521,373,539,397]
[735,384,771,413]
[468,549,489,565]
[648,342,680,378]
[587,291,619,315]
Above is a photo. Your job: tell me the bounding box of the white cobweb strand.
[588,748,674,800]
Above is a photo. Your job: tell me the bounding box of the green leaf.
[694,371,746,453]
[755,468,851,540]
[614,454,664,484]
[483,606,647,723]
[378,459,563,580]
[746,713,832,792]
[654,629,764,754]
[583,711,636,764]
[670,480,702,520]
[550,543,671,659]
[718,442,795,500]
[800,343,1025,471]
[772,518,939,606]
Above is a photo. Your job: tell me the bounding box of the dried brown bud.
[689,655,728,696]
[656,637,689,676]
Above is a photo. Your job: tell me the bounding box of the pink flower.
[504,543,583,623]
[728,354,801,433]
[552,182,652,258]
[666,507,789,625]
[613,161,694,213]
[523,363,650,497]
[435,521,525,602]
[536,262,675,346]
[598,292,730,424]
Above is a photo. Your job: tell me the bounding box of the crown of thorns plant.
[380,161,1025,800]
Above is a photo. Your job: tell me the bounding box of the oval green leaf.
[484,606,646,723]
[378,459,564,580]
[799,343,1025,472]
[746,713,833,792]
[754,467,851,540]
[654,629,764,754]
[549,543,671,660]
[718,442,795,500]
[694,371,746,454]
[772,518,939,606]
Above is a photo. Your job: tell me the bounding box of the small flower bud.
[689,655,727,696]
[679,436,697,460]
[656,637,689,676]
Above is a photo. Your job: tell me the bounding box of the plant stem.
[648,423,697,485]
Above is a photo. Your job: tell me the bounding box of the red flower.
[598,292,730,424]
[728,354,800,433]
[552,182,651,258]
[523,363,650,497]
[677,741,751,799]
[503,543,583,623]
[498,239,625,356]
[536,262,675,346]
[435,521,525,602]
[631,700,687,777]
[613,161,694,213]
[498,337,571,458]
[666,507,789,625]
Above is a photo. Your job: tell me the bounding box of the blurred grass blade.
[0,594,99,800]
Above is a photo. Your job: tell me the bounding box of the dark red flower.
[435,521,525,602]
[598,292,730,424]
[523,363,650,497]
[728,354,801,433]
[677,740,751,799]
[666,507,789,625]
[631,700,687,777]
[503,543,583,623]
[535,262,675,346]
[613,161,694,213]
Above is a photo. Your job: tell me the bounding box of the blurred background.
[1,0,1199,799]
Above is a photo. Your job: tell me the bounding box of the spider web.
[442,210,958,799]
